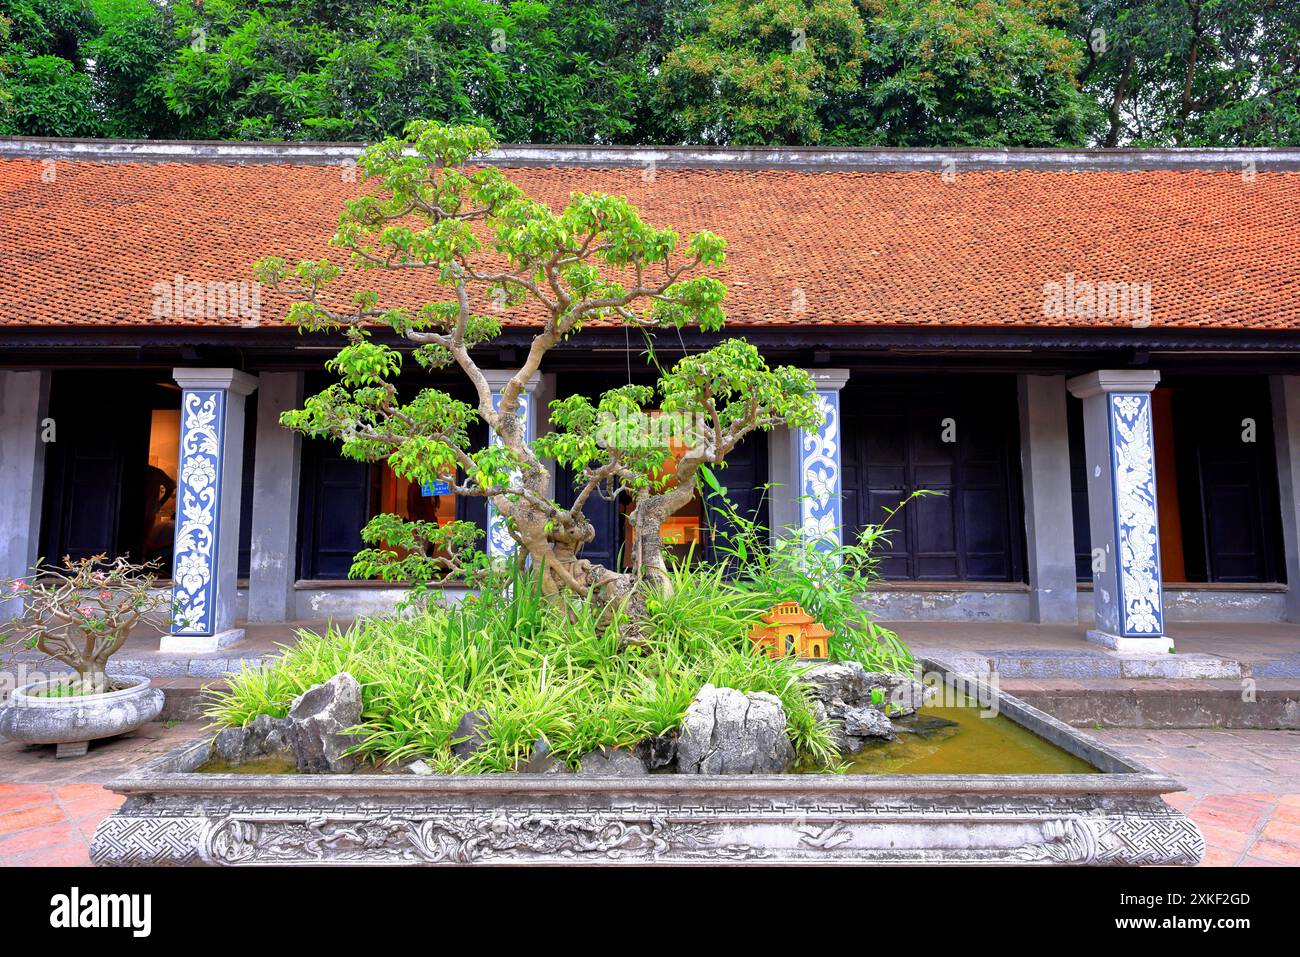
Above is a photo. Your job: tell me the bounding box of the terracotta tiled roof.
[1,155,1297,330]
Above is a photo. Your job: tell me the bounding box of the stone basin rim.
[100,657,1185,799]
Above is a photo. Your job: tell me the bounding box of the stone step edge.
[927,651,1253,680]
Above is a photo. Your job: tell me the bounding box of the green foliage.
[1077,0,1300,146]
[2,0,1295,147]
[657,0,1095,146]
[844,0,1097,147]
[207,564,854,771]
[0,52,97,135]
[708,488,931,673]
[349,513,489,586]
[658,0,867,144]
[160,0,694,142]
[0,0,176,136]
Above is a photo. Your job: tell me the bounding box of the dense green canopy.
[1,0,1296,145]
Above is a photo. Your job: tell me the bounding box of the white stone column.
[1271,375,1300,623]
[0,370,51,623]
[1066,370,1171,652]
[766,425,799,542]
[1017,375,1081,624]
[480,370,544,558]
[247,372,303,623]
[164,368,258,652]
[795,369,850,551]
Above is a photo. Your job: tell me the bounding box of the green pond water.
[825,702,1096,775]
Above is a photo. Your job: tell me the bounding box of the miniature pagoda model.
[749,602,833,660]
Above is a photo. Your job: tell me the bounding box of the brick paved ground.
[0,722,207,867]
[1,723,1297,866]
[1093,728,1300,866]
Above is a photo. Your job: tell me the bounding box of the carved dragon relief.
[91,802,1203,866]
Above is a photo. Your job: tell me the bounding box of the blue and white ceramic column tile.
[164,368,258,653]
[796,369,850,552]
[1067,370,1172,653]
[481,371,540,559]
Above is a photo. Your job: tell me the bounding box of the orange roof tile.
[1,155,1297,330]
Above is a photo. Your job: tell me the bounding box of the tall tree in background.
[657,0,1097,146]
[843,0,1097,146]
[0,0,174,137]
[1077,0,1300,146]
[657,0,868,145]
[163,0,697,142]
[0,0,1294,146]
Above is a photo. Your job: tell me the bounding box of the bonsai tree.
[0,556,172,695]
[255,121,822,631]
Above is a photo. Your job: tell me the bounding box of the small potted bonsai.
[0,555,171,758]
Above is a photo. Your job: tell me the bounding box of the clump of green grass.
[207,564,855,772]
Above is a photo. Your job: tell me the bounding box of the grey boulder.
[450,709,491,760]
[799,662,872,707]
[843,705,893,739]
[634,733,678,771]
[797,661,932,717]
[285,672,365,773]
[577,746,647,776]
[798,662,909,752]
[861,670,933,717]
[212,712,293,764]
[516,738,572,774]
[676,684,795,775]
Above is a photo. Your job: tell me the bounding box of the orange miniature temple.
[749,601,832,660]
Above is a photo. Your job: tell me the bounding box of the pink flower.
[78,605,94,616]
[99,590,111,600]
[9,581,28,592]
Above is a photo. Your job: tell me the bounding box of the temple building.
[1,138,1299,657]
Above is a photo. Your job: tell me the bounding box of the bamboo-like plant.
[0,556,172,695]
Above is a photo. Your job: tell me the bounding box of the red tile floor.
[0,721,206,867]
[1093,728,1300,867]
[1,723,1297,867]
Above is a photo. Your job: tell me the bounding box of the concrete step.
[1002,677,1300,730]
[923,648,1282,680]
[150,677,229,723]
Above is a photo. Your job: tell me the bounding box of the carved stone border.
[93,800,1204,866]
[89,660,1204,867]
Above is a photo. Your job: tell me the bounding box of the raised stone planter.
[90,660,1205,865]
[0,675,164,758]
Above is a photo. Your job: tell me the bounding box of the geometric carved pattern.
[91,816,205,866]
[170,388,226,635]
[1107,392,1165,636]
[1015,814,1205,866]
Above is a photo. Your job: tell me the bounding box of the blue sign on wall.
[421,480,451,497]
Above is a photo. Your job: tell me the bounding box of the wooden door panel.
[844,379,1024,583]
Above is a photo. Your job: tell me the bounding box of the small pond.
[826,697,1095,775]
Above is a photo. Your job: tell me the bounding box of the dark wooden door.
[1067,396,1093,581]
[40,374,152,564]
[841,381,1024,582]
[703,431,769,564]
[1173,382,1284,583]
[297,437,371,580]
